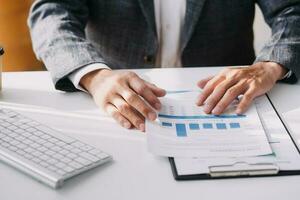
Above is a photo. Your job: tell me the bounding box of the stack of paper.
[146,91,272,158]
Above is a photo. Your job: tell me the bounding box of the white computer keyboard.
[0,108,112,188]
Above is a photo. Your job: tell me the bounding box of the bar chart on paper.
[159,114,244,137]
[146,91,272,158]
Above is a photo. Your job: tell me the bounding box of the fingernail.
[212,107,221,115]
[155,103,161,110]
[236,108,242,115]
[123,122,131,129]
[203,104,211,113]
[148,112,157,121]
[139,123,145,131]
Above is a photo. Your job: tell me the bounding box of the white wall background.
[253,4,271,54]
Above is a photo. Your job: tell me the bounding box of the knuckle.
[135,84,147,94]
[207,96,217,105]
[115,75,125,83]
[227,87,238,96]
[243,94,253,101]
[125,71,137,78]
[140,106,151,115]
[119,103,130,113]
[126,93,138,103]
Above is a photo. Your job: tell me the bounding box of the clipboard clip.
[208,162,279,177]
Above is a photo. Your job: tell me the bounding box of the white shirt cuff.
[280,70,293,80]
[68,63,110,92]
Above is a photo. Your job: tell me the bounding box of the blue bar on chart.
[175,123,187,137]
[189,123,200,130]
[216,123,227,129]
[229,122,240,129]
[161,122,172,127]
[203,123,213,129]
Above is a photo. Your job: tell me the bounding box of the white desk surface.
[1,67,300,200]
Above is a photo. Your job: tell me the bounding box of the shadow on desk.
[0,88,96,111]
[0,87,145,140]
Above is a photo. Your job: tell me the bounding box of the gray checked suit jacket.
[28,0,300,92]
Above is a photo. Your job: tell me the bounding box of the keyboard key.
[31,151,43,157]
[70,148,82,154]
[15,135,25,141]
[23,139,33,145]
[40,161,49,167]
[55,162,66,169]
[21,132,32,137]
[52,153,64,160]
[69,161,83,170]
[47,165,58,172]
[32,158,42,163]
[44,142,54,148]
[74,157,92,165]
[60,157,72,163]
[24,154,34,159]
[1,142,9,148]
[16,150,26,155]
[40,155,51,161]
[66,153,77,159]
[41,134,51,140]
[80,145,93,151]
[47,159,58,165]
[64,166,75,173]
[44,150,55,156]
[36,138,47,145]
[16,143,27,149]
[98,153,110,160]
[72,141,85,147]
[8,146,18,151]
[30,143,41,149]
[49,138,59,143]
[57,169,66,175]
[56,141,67,147]
[79,152,100,162]
[50,146,62,152]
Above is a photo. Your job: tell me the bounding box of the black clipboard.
[168,95,300,180]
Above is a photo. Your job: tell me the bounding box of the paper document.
[146,91,272,157]
[174,95,300,176]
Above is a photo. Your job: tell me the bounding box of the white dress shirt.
[69,0,187,91]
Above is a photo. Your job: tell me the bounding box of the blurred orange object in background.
[0,0,44,71]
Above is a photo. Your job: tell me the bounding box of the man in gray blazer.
[28,0,300,131]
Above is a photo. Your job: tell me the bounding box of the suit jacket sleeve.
[255,0,300,83]
[28,0,107,92]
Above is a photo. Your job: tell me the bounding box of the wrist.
[80,68,112,93]
[261,62,288,81]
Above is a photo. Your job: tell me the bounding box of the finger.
[129,78,163,110]
[202,78,238,114]
[111,96,145,131]
[197,75,214,89]
[105,103,132,129]
[144,81,166,97]
[211,80,248,115]
[196,75,225,106]
[119,88,157,121]
[236,87,258,114]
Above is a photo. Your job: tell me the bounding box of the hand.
[196,62,288,115]
[80,69,166,131]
